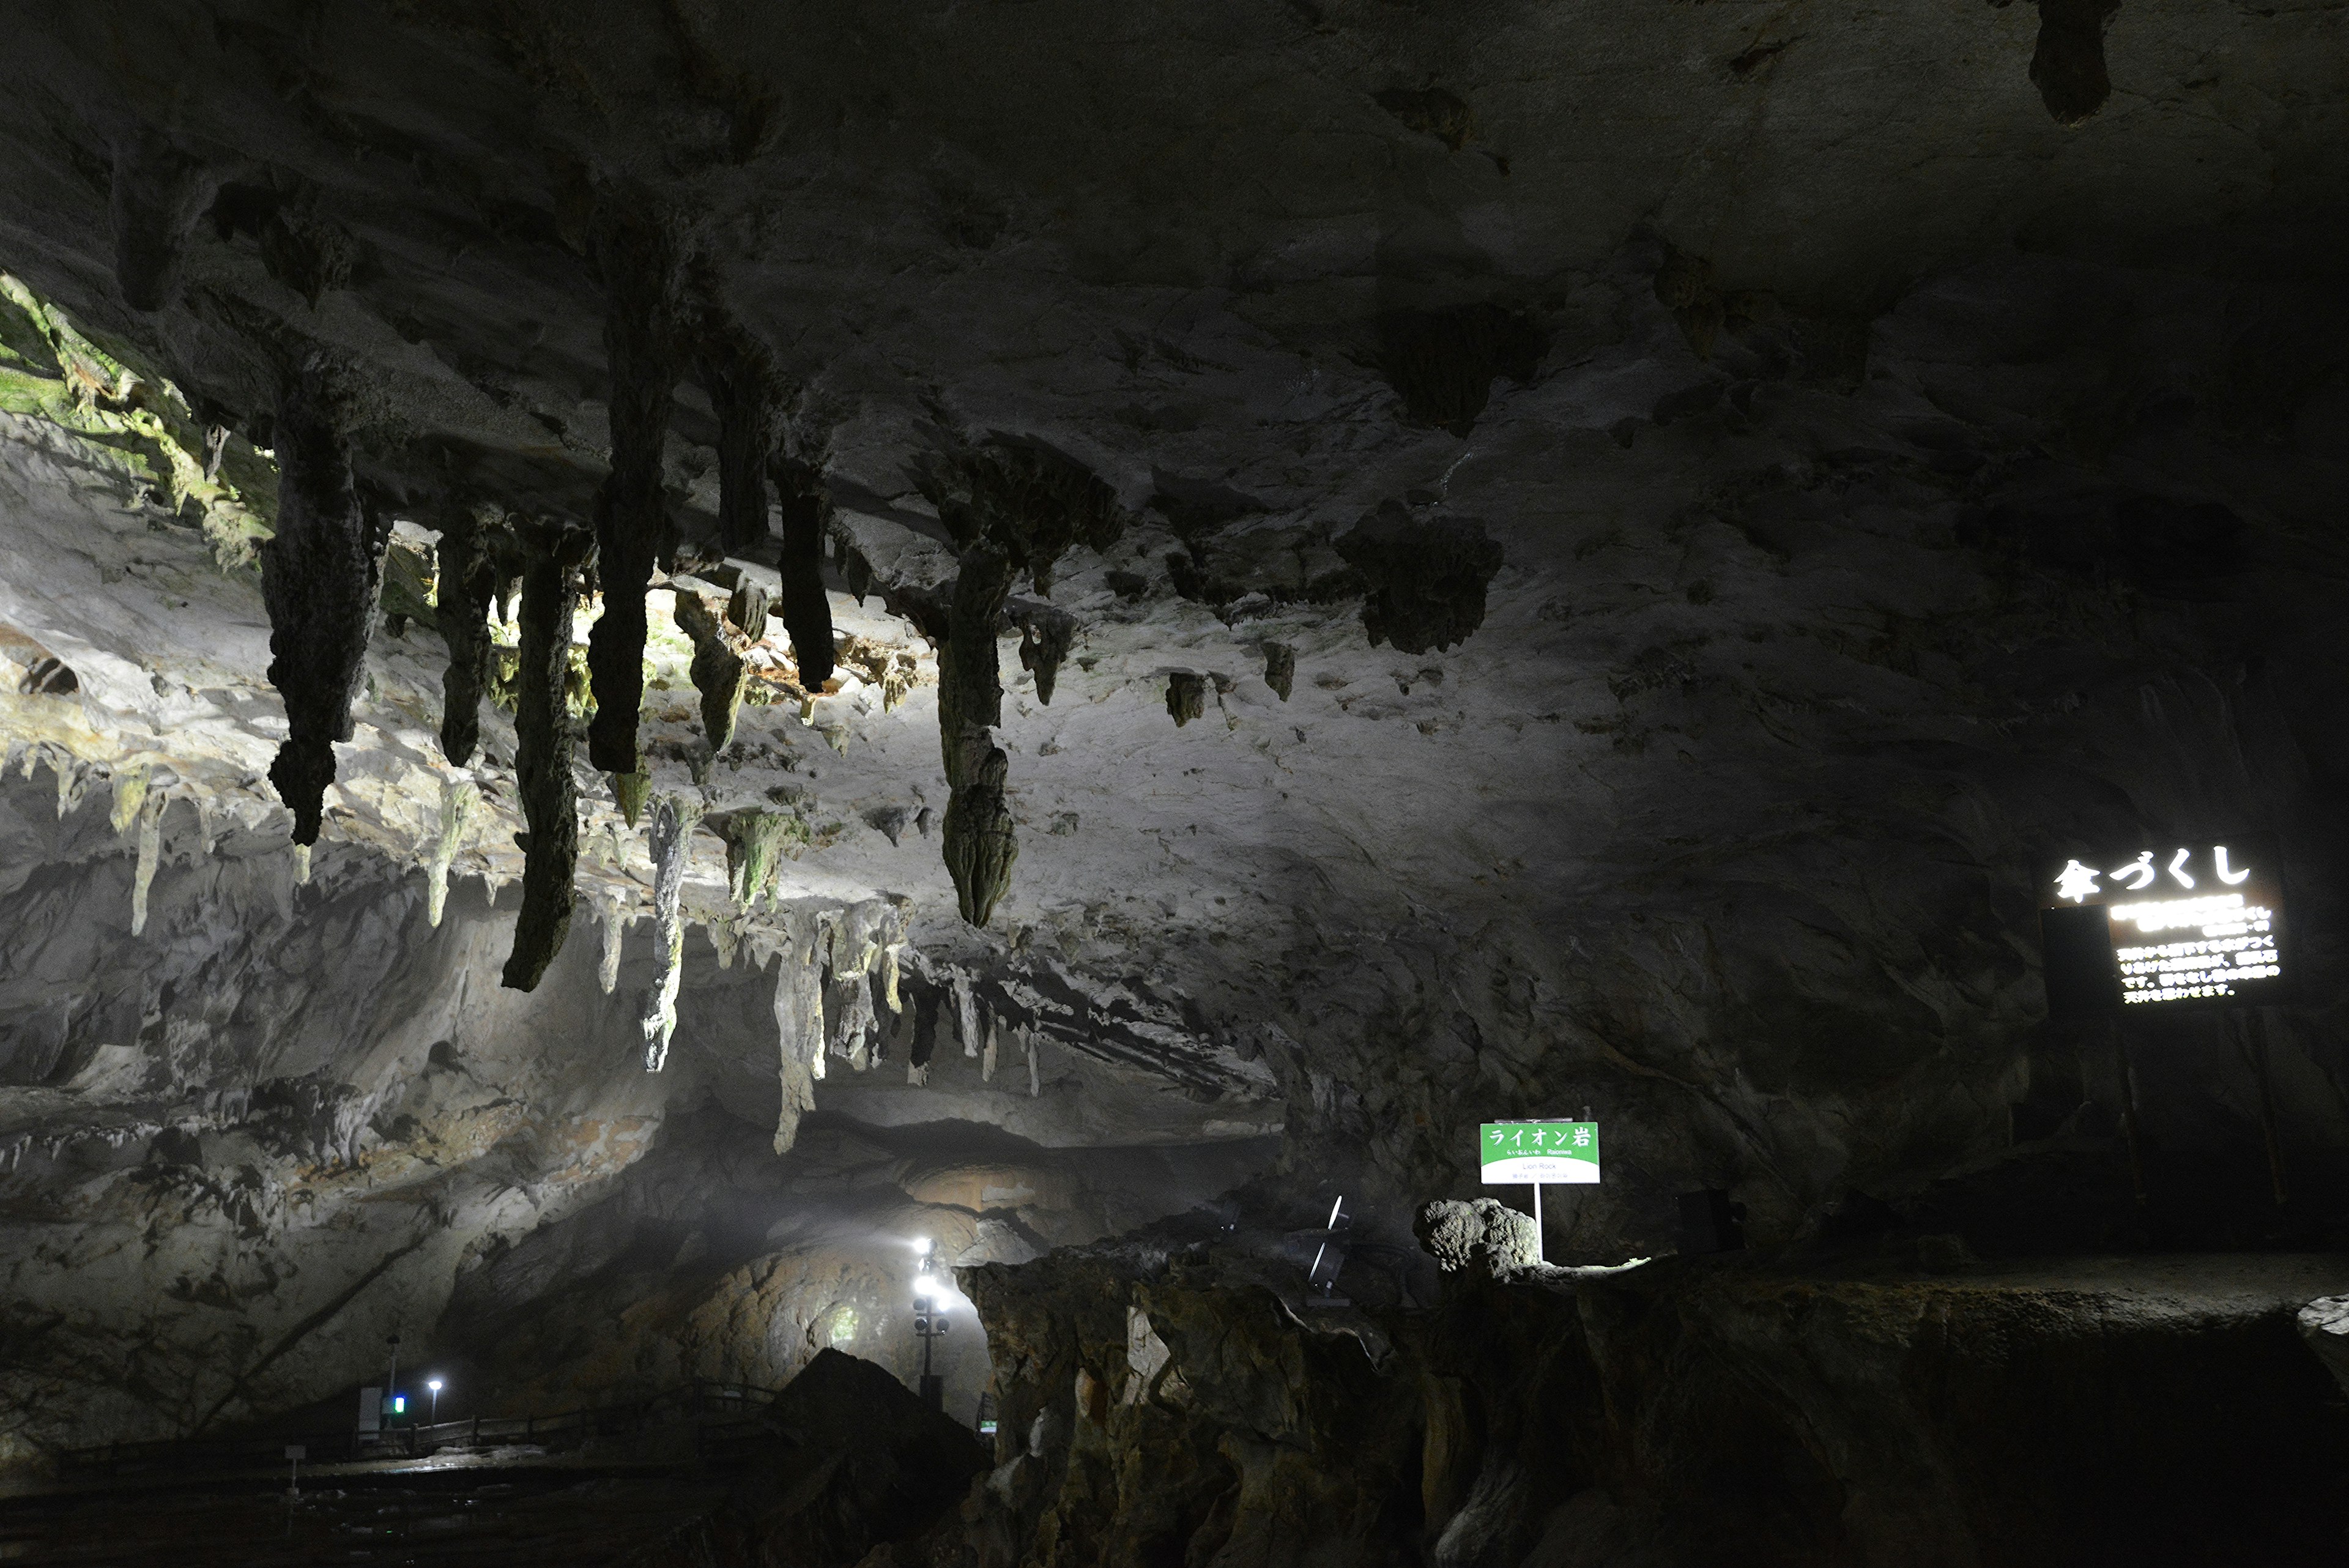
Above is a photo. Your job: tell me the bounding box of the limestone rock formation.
[584,202,686,780]
[500,519,593,992]
[259,352,388,845]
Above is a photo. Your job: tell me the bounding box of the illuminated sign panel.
[1480,1121,1601,1184]
[2039,838,2289,1016]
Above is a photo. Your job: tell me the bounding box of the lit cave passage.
[0,4,2347,1565]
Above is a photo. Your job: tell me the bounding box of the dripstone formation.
[0,3,2345,1563]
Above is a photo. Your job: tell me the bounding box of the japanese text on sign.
[2040,840,2288,1013]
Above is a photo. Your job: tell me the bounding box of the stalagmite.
[425,777,478,927]
[434,505,503,767]
[585,204,684,781]
[128,790,165,937]
[261,352,390,845]
[500,521,593,992]
[773,455,835,688]
[770,910,825,1153]
[672,589,748,766]
[640,793,702,1072]
[939,544,1017,926]
[597,892,627,994]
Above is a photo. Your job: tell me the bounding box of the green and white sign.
[1480,1121,1600,1184]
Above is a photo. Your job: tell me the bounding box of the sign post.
[1480,1121,1600,1264]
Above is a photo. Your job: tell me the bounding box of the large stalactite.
[938,544,1016,926]
[670,588,748,767]
[433,503,504,768]
[700,333,785,557]
[584,204,684,781]
[259,352,389,845]
[773,453,835,688]
[640,792,703,1071]
[500,520,593,992]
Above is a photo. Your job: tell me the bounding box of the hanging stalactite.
[425,776,478,927]
[640,793,704,1071]
[672,588,748,768]
[128,790,165,937]
[584,201,685,784]
[500,519,594,992]
[771,908,825,1153]
[938,544,1016,926]
[700,332,786,557]
[597,891,628,994]
[773,453,836,689]
[261,351,390,846]
[434,503,504,768]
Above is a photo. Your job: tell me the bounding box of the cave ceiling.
[1,0,2345,1239]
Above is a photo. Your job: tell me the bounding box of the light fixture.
[915,1236,933,1257]
[426,1377,444,1424]
[913,1272,936,1301]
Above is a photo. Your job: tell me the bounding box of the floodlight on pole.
[427,1378,443,1424]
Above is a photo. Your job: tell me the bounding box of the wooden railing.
[56,1378,785,1481]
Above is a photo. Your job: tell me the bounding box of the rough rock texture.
[940,1230,2349,1568]
[106,127,216,315]
[1335,503,1505,655]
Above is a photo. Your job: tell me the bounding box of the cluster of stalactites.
[759,896,908,1150]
